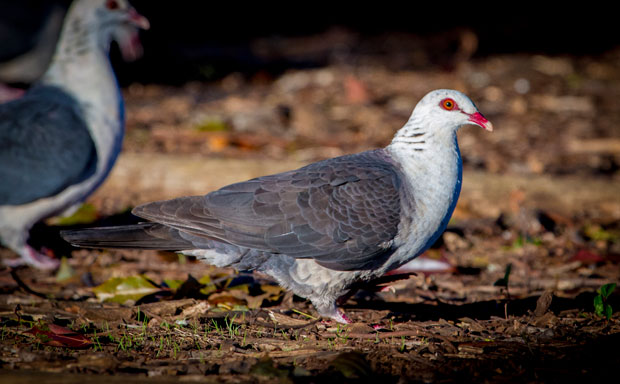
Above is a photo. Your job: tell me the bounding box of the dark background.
[1,0,618,85]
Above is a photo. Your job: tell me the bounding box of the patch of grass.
[326,337,335,350]
[335,324,350,344]
[92,329,102,351]
[583,224,620,243]
[156,335,165,357]
[54,203,98,225]
[508,235,542,249]
[210,318,223,336]
[224,314,240,339]
[194,118,229,132]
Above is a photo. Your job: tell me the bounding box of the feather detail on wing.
[132,150,404,270]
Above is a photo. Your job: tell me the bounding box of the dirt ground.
[1,35,619,382]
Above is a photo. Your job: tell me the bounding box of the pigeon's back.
[0,85,97,206]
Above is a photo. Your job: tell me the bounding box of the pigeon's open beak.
[468,111,493,131]
[127,8,150,30]
[115,8,149,62]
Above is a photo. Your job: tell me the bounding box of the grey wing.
[134,150,403,271]
[0,85,97,206]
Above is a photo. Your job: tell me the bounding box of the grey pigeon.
[0,0,149,269]
[62,89,493,322]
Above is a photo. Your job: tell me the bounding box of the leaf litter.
[1,44,620,381]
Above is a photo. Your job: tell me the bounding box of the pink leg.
[3,245,60,270]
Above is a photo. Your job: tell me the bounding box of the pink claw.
[379,285,396,294]
[339,310,352,324]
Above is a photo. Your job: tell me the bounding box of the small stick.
[10,267,49,299]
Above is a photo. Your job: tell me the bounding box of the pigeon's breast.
[384,138,462,271]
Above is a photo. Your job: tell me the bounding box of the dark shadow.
[348,291,620,322]
[26,210,142,256]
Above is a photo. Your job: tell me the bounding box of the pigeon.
[62,89,493,322]
[0,0,149,269]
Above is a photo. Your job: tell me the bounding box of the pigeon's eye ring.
[440,98,457,111]
[105,0,119,10]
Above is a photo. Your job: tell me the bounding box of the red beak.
[128,8,150,30]
[468,111,493,131]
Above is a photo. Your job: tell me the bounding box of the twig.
[253,319,319,330]
[322,329,432,340]
[10,267,49,299]
[291,308,318,320]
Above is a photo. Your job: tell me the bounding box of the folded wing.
[134,150,404,271]
[0,85,96,206]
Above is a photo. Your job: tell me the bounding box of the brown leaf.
[207,293,246,307]
[267,311,314,328]
[534,290,553,317]
[347,323,376,335]
[138,299,197,317]
[172,301,210,320]
[533,312,558,328]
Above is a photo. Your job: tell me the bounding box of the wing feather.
[0,85,97,205]
[132,149,404,270]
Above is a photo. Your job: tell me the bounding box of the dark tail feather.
[60,223,193,250]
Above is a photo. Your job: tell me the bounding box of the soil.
[1,31,619,382]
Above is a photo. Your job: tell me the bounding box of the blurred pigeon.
[63,89,493,322]
[0,0,149,268]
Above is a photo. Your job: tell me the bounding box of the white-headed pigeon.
[0,0,149,268]
[63,89,493,322]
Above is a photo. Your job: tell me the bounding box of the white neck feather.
[384,119,463,270]
[40,10,124,176]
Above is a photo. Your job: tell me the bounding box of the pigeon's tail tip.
[60,223,191,250]
[60,224,145,249]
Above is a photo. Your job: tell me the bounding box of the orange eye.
[106,0,119,10]
[441,98,456,110]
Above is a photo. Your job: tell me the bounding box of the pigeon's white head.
[63,0,150,60]
[390,89,492,150]
[411,89,493,133]
[410,89,493,131]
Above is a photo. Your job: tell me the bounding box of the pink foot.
[337,310,352,324]
[3,245,60,270]
[320,307,352,324]
[379,285,396,294]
